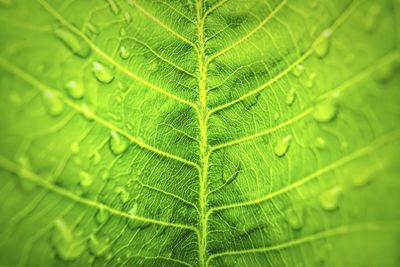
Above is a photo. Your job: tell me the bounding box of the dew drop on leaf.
[316,137,326,148]
[43,91,64,117]
[286,88,296,106]
[87,23,99,35]
[89,150,101,165]
[292,64,304,77]
[70,142,80,154]
[119,27,127,37]
[64,80,84,99]
[54,28,91,58]
[124,12,132,24]
[95,207,109,224]
[319,185,342,211]
[88,234,108,256]
[109,130,129,155]
[119,46,130,59]
[16,155,36,191]
[51,219,86,261]
[116,187,130,203]
[304,72,316,88]
[312,100,337,123]
[285,206,304,231]
[315,29,331,58]
[99,168,110,180]
[274,135,292,157]
[352,170,374,187]
[128,203,137,216]
[79,171,93,188]
[92,61,114,84]
[81,103,95,121]
[107,0,120,15]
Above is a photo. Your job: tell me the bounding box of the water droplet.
[79,171,93,188]
[316,137,326,148]
[285,207,304,230]
[43,91,64,117]
[52,219,86,260]
[292,64,304,77]
[274,135,292,157]
[119,27,127,37]
[81,104,95,121]
[315,29,331,58]
[313,100,337,122]
[99,168,110,180]
[304,72,316,88]
[17,156,36,191]
[319,185,342,211]
[89,150,101,165]
[124,12,132,23]
[107,0,120,15]
[70,142,80,154]
[364,4,381,32]
[128,203,137,216]
[116,187,129,203]
[119,46,130,60]
[286,88,296,106]
[95,207,109,224]
[109,130,129,155]
[352,170,374,187]
[54,28,91,58]
[87,23,99,35]
[88,234,108,256]
[92,61,114,84]
[64,80,84,99]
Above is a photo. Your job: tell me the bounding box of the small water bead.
[95,207,109,224]
[286,88,296,106]
[99,168,110,180]
[81,103,95,121]
[312,100,337,123]
[116,187,130,203]
[109,130,129,155]
[315,29,332,58]
[319,185,342,211]
[316,137,326,148]
[285,207,304,231]
[124,12,132,23]
[54,28,91,58]
[304,72,316,88]
[107,0,120,15]
[274,135,292,157]
[17,155,36,191]
[352,170,374,187]
[43,91,64,117]
[70,142,80,154]
[89,150,101,165]
[87,23,99,35]
[64,80,84,99]
[88,234,109,256]
[364,4,381,32]
[52,219,86,261]
[128,203,137,216]
[292,64,304,77]
[119,46,130,59]
[119,27,127,37]
[79,171,93,188]
[92,61,114,84]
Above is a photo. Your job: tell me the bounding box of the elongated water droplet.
[79,171,93,188]
[124,12,132,23]
[316,137,326,148]
[17,156,36,191]
[128,203,137,216]
[64,80,84,99]
[304,72,316,88]
[364,4,381,32]
[313,100,337,122]
[286,88,296,106]
[92,61,114,84]
[292,64,304,77]
[88,234,108,256]
[353,170,375,187]
[116,187,129,203]
[315,29,331,58]
[81,104,95,121]
[119,27,127,37]
[119,46,130,59]
[43,91,64,116]
[109,130,129,155]
[319,185,342,211]
[87,23,99,35]
[52,219,85,261]
[274,135,292,157]
[99,168,110,180]
[95,207,109,224]
[70,142,80,154]
[89,150,101,165]
[54,28,91,58]
[107,0,120,15]
[285,207,304,231]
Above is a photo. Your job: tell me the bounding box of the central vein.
[196,0,209,266]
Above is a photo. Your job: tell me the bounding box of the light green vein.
[207,129,400,214]
[208,0,360,115]
[0,156,199,233]
[0,57,200,169]
[37,0,196,108]
[206,221,400,264]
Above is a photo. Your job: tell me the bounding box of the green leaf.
[0,0,399,266]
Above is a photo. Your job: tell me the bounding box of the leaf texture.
[0,0,399,266]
